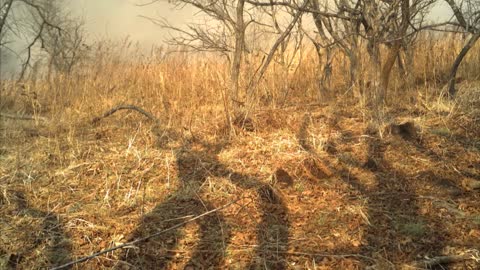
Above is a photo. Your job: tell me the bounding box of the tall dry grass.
[1,32,480,270]
[1,31,479,131]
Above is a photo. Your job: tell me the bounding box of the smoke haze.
[1,0,195,78]
[0,0,453,79]
[70,0,195,47]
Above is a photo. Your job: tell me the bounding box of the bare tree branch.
[245,0,357,20]
[443,0,480,96]
[247,0,308,97]
[0,0,86,80]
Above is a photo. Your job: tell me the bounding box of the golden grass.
[1,32,480,269]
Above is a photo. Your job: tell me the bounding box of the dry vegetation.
[1,34,480,269]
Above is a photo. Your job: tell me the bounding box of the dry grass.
[1,32,480,269]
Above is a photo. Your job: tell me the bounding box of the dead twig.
[0,112,48,122]
[408,250,480,269]
[281,251,376,262]
[92,104,160,124]
[49,198,243,270]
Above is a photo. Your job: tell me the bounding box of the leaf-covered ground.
[1,101,480,269]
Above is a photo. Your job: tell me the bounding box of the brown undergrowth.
[1,33,480,269]
[1,85,480,269]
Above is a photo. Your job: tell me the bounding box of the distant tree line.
[0,0,88,80]
[139,0,480,124]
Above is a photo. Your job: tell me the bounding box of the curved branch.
[447,31,480,97]
[92,105,160,124]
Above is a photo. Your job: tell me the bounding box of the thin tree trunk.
[312,42,324,100]
[350,52,361,99]
[380,42,402,100]
[226,0,246,132]
[447,31,480,97]
[379,0,410,102]
[396,51,406,76]
[230,0,246,113]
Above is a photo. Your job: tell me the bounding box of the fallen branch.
[49,198,242,270]
[0,112,48,122]
[280,251,375,262]
[92,104,160,124]
[409,251,479,269]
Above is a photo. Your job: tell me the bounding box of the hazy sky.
[69,0,196,47]
[0,0,194,77]
[72,0,452,45]
[0,0,454,78]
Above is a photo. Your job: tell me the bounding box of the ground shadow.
[0,190,72,269]
[121,135,289,269]
[361,136,447,267]
[297,113,449,268]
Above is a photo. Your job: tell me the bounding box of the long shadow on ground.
[361,136,447,267]
[121,135,289,269]
[0,190,72,269]
[297,113,449,268]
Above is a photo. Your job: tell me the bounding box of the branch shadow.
[121,135,290,269]
[0,190,72,269]
[296,113,449,268]
[361,137,447,266]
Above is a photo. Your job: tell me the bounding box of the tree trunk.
[367,39,382,102]
[379,0,410,103]
[310,0,344,98]
[350,52,361,99]
[230,0,246,112]
[447,31,480,97]
[312,42,324,100]
[225,0,246,132]
[380,42,402,100]
[322,47,333,94]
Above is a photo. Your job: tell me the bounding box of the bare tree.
[244,0,308,93]
[139,0,252,128]
[142,0,311,130]
[309,0,363,98]
[311,0,436,104]
[248,0,434,104]
[260,3,303,70]
[0,0,85,80]
[231,0,246,112]
[444,0,480,97]
[33,0,88,75]
[316,0,413,104]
